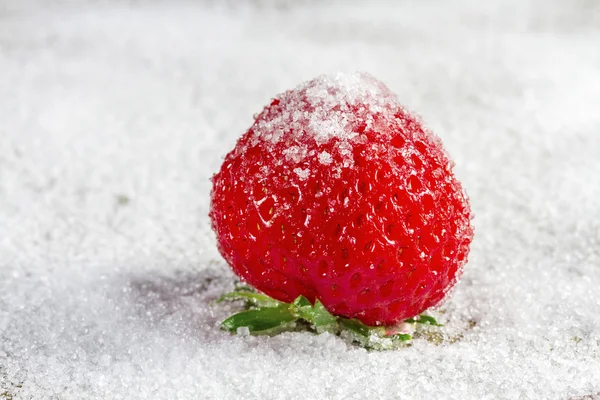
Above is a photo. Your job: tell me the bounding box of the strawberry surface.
[210,72,473,326]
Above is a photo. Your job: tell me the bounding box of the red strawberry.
[210,72,473,327]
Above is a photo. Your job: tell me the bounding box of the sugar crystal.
[1,0,599,399]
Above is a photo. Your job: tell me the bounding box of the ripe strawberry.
[210,72,473,327]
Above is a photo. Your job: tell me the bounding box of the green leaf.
[339,318,410,350]
[419,315,442,326]
[405,315,443,326]
[339,318,372,338]
[221,305,297,333]
[291,295,312,309]
[290,295,315,320]
[217,291,283,308]
[338,318,371,347]
[390,333,412,342]
[288,296,337,331]
[311,300,337,327]
[233,283,255,292]
[216,287,439,349]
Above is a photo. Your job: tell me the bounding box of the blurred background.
[1,1,599,399]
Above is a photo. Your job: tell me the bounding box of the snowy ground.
[1,0,600,399]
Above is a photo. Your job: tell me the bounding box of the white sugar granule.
[307,111,349,145]
[318,151,333,165]
[250,71,399,169]
[282,145,308,163]
[293,167,310,180]
[1,1,600,400]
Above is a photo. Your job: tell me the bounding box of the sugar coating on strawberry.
[210,72,473,326]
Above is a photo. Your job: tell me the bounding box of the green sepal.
[289,295,313,319]
[217,290,284,308]
[390,333,412,342]
[233,283,255,292]
[289,296,337,328]
[339,318,411,349]
[405,315,443,326]
[311,300,337,327]
[217,288,444,349]
[221,305,297,333]
[339,318,373,338]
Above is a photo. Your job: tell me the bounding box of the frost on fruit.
[210,72,473,328]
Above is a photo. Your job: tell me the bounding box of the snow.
[1,0,600,399]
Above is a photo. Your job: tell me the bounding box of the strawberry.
[210,72,473,330]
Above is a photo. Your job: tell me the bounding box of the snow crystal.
[1,0,600,399]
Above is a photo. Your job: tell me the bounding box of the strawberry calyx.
[217,286,442,350]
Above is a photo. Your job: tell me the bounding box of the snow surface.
[1,0,600,399]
